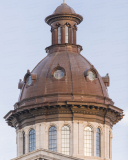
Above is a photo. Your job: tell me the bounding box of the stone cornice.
[45,13,83,25]
[45,44,83,54]
[4,102,124,129]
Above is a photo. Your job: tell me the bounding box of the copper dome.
[53,3,76,14]
[18,45,112,108]
[4,3,123,129]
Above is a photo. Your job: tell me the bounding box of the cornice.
[45,44,83,54]
[45,13,83,25]
[4,103,124,129]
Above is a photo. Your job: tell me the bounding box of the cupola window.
[65,25,69,43]
[88,71,96,81]
[29,129,36,152]
[84,127,93,156]
[61,126,70,155]
[96,128,101,157]
[58,26,61,44]
[49,126,57,152]
[54,70,64,80]
[26,75,32,86]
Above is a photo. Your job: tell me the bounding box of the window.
[26,75,32,86]
[49,126,57,152]
[54,70,64,79]
[61,126,70,155]
[23,131,25,154]
[58,27,61,44]
[29,129,36,152]
[84,126,93,156]
[65,26,69,43]
[96,128,101,157]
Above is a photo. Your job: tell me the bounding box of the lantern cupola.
[45,2,83,46]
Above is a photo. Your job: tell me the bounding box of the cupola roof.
[53,3,76,14]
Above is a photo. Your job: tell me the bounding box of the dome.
[5,2,123,134]
[18,47,111,108]
[53,3,76,14]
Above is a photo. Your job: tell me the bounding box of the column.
[16,131,18,157]
[69,27,72,44]
[61,26,65,44]
[94,128,96,157]
[41,123,44,149]
[36,124,40,150]
[110,132,113,160]
[73,29,76,45]
[72,121,78,157]
[103,124,106,159]
[54,28,58,44]
[57,125,61,153]
[44,123,48,149]
[78,122,84,158]
[51,28,54,45]
[17,130,22,156]
[25,130,29,154]
[101,130,104,158]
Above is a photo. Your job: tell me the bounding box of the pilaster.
[36,124,40,150]
[94,128,96,157]
[72,121,78,157]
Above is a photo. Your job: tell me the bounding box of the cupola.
[45,2,83,46]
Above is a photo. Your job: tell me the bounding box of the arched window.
[58,26,61,44]
[84,126,93,156]
[49,126,57,152]
[96,128,101,157]
[29,129,36,152]
[65,25,69,43]
[23,131,25,154]
[61,126,70,155]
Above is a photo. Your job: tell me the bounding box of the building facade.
[4,2,123,160]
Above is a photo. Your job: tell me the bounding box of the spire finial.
[63,0,65,4]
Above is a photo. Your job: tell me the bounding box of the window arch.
[29,129,36,152]
[58,26,61,44]
[65,25,69,43]
[61,125,70,155]
[84,126,93,156]
[49,126,57,152]
[23,131,25,154]
[96,128,101,157]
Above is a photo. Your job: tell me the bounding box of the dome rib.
[66,51,74,94]
[44,52,59,95]
[34,56,50,97]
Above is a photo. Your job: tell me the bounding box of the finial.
[63,0,65,4]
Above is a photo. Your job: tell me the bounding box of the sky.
[0,0,128,159]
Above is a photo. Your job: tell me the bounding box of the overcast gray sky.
[0,0,128,159]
